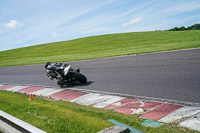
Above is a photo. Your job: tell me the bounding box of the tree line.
[167,23,200,31]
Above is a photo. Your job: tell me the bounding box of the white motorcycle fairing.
[64,65,71,76]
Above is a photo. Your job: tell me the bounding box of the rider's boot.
[75,67,80,72]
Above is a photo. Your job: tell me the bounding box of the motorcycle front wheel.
[57,80,65,86]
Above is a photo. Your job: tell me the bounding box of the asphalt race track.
[0,48,200,103]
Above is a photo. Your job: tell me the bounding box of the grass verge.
[0,30,200,67]
[0,91,197,133]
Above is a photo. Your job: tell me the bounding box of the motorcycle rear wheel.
[70,72,87,83]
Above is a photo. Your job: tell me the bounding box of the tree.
[180,26,185,31]
[167,23,200,31]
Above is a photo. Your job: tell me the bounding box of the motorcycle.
[44,62,87,86]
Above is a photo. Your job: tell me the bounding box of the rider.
[45,62,80,72]
[44,62,51,69]
[45,62,66,69]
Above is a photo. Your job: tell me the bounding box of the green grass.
[0,30,200,67]
[0,91,197,133]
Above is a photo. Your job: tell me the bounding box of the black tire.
[57,80,65,86]
[70,72,87,83]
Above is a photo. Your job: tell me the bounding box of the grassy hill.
[0,30,200,67]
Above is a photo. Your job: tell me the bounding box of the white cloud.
[4,20,23,29]
[51,32,57,38]
[122,18,142,26]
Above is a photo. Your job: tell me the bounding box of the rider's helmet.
[45,62,51,69]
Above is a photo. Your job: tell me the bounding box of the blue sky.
[1,0,200,51]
